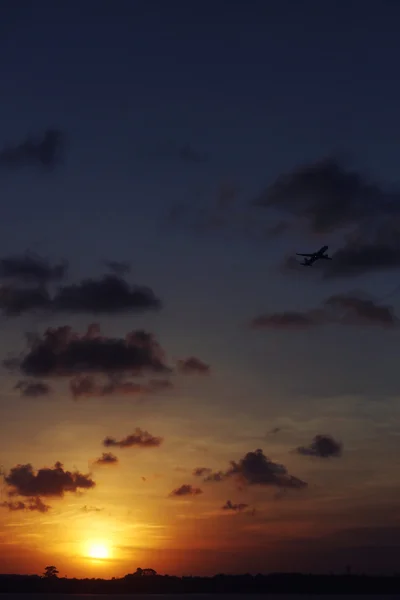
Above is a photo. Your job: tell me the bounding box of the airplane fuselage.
[296,245,332,266]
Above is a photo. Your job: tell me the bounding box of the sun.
[87,542,110,560]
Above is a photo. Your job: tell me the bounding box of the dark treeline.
[1,571,400,594]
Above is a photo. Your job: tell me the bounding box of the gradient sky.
[1,0,400,579]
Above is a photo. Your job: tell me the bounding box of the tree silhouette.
[43,565,59,578]
[132,567,156,576]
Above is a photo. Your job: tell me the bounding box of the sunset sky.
[2,0,400,578]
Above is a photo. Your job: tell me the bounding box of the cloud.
[0,497,50,512]
[269,427,282,435]
[177,357,210,374]
[103,428,163,449]
[205,449,307,490]
[94,452,119,466]
[204,471,225,482]
[4,462,95,497]
[0,286,51,316]
[222,500,249,512]
[265,158,400,279]
[254,157,396,234]
[0,253,67,283]
[0,129,64,170]
[0,272,160,316]
[251,294,398,331]
[148,378,174,391]
[70,375,172,399]
[282,232,400,280]
[295,434,343,458]
[104,260,131,276]
[326,225,400,278]
[9,324,169,378]
[324,293,397,327]
[193,467,212,477]
[52,275,161,314]
[81,505,103,512]
[251,310,324,329]
[15,380,51,397]
[169,484,203,497]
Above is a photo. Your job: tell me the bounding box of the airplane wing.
[296,253,314,257]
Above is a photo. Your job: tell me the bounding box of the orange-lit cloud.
[221,500,249,512]
[5,462,95,498]
[169,484,203,497]
[93,452,119,466]
[1,497,50,512]
[103,428,163,449]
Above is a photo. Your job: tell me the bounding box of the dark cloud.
[0,496,50,512]
[94,452,119,466]
[324,293,397,327]
[251,310,324,329]
[228,449,307,490]
[222,500,249,512]
[104,260,131,276]
[205,449,307,491]
[264,158,400,278]
[192,467,212,477]
[81,505,103,512]
[0,271,160,316]
[177,357,210,374]
[326,226,400,278]
[270,427,282,435]
[281,233,400,280]
[0,254,67,283]
[10,324,169,378]
[295,435,343,458]
[251,294,397,331]
[103,428,163,449]
[0,286,51,316]
[254,157,396,234]
[4,462,95,497]
[69,375,172,399]
[15,380,51,397]
[0,129,64,170]
[53,275,161,314]
[148,378,174,391]
[204,470,225,482]
[169,484,203,497]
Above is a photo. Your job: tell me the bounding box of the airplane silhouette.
[296,245,332,266]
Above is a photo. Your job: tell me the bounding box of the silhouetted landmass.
[1,571,400,594]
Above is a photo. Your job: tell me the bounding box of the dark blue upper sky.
[2,0,400,576]
[1,1,400,250]
[1,1,400,393]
